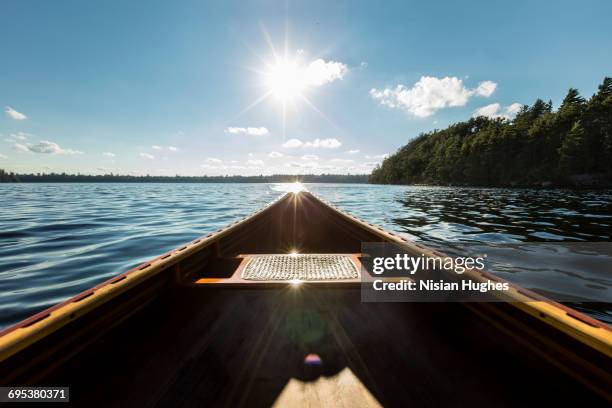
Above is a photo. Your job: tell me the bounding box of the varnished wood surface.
[44,287,605,407]
[2,192,610,406]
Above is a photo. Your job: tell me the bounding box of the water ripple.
[1,183,611,327]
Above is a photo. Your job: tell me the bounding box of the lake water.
[0,183,611,328]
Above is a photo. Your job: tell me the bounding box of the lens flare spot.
[304,353,322,366]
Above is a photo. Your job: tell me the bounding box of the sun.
[264,57,307,102]
[235,26,339,139]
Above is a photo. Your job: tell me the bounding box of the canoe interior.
[1,192,610,406]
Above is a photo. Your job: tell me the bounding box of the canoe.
[1,189,610,407]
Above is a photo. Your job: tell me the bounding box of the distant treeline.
[370,77,612,187]
[0,169,19,182]
[0,171,368,184]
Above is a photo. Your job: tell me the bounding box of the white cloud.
[14,143,29,152]
[360,61,368,69]
[140,152,155,159]
[226,127,269,136]
[282,138,304,148]
[475,81,497,97]
[346,149,360,154]
[506,103,523,116]
[0,154,7,159]
[282,138,341,149]
[205,157,222,163]
[472,102,523,120]
[102,152,115,157]
[8,132,29,141]
[288,161,317,169]
[5,106,27,120]
[16,140,83,155]
[152,145,162,150]
[168,146,178,152]
[306,138,341,149]
[473,103,501,118]
[330,158,353,164]
[370,76,498,117]
[268,151,283,158]
[303,59,348,86]
[366,153,389,160]
[301,154,319,160]
[247,159,264,166]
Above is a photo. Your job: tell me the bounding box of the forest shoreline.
[370,77,612,188]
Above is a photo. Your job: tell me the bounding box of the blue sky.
[1,0,611,176]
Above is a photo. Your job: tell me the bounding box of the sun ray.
[236,35,275,70]
[242,66,273,76]
[282,101,287,141]
[298,94,342,132]
[259,23,279,61]
[234,90,273,120]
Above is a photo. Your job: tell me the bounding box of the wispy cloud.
[205,157,222,163]
[506,103,523,116]
[226,127,269,136]
[346,149,360,154]
[5,106,27,120]
[287,161,317,169]
[366,153,389,160]
[282,139,303,148]
[330,158,354,164]
[473,102,523,119]
[474,81,497,97]
[301,154,319,160]
[150,145,179,152]
[282,138,342,149]
[14,143,29,152]
[6,132,30,141]
[370,76,497,117]
[0,154,7,159]
[247,159,264,166]
[200,163,224,169]
[102,152,115,157]
[15,140,83,155]
[268,151,283,158]
[139,152,155,159]
[307,138,342,148]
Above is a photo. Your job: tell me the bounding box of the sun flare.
[236,26,343,138]
[264,58,307,102]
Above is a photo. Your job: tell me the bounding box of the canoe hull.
[1,191,610,405]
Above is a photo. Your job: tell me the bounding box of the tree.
[558,122,588,175]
